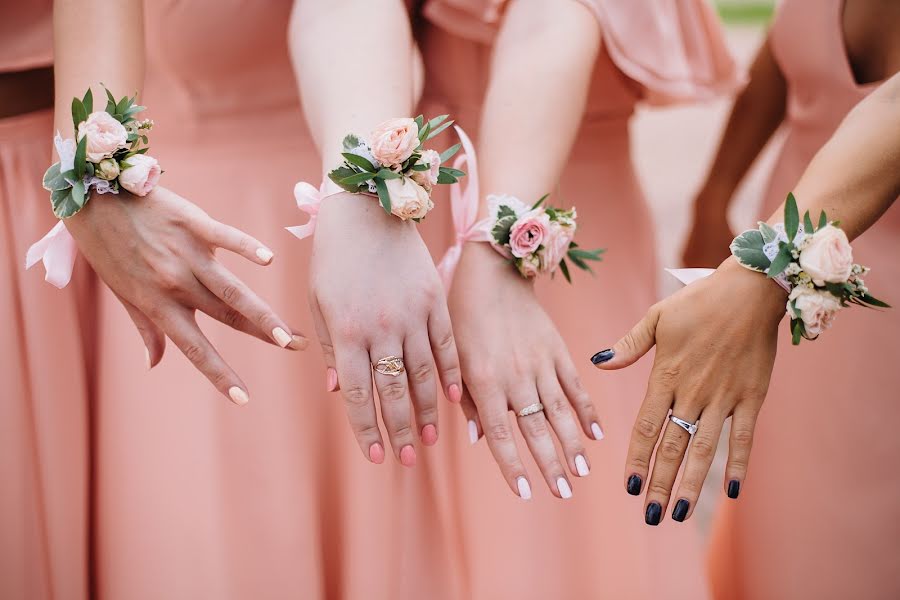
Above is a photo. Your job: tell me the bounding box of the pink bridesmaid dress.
[417,1,742,597]
[708,1,900,598]
[1,3,94,599]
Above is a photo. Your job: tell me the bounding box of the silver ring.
[373,355,405,377]
[517,403,544,418]
[669,415,698,436]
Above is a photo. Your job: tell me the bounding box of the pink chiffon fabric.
[708,1,900,598]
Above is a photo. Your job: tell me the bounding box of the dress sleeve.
[422,0,745,105]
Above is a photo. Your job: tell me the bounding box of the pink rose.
[508,209,550,259]
[788,287,841,337]
[799,225,853,285]
[119,154,161,196]
[370,118,419,167]
[538,220,577,273]
[77,111,129,163]
[411,149,441,191]
[384,177,433,220]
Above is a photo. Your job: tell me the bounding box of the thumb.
[591,304,660,370]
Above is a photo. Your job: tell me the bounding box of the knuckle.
[732,425,755,447]
[545,395,570,418]
[417,405,438,424]
[336,321,362,342]
[435,330,455,353]
[678,478,702,496]
[728,456,749,472]
[629,454,650,470]
[658,438,685,462]
[318,341,335,360]
[487,421,514,442]
[521,415,550,438]
[379,381,407,402]
[354,422,381,439]
[409,362,433,385]
[633,416,661,442]
[221,307,243,329]
[154,265,185,292]
[648,481,672,497]
[238,235,252,254]
[343,385,372,409]
[220,284,241,303]
[657,366,681,386]
[375,310,395,332]
[690,435,717,460]
[391,423,413,439]
[183,343,206,365]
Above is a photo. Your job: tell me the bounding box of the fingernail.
[421,424,438,446]
[290,335,309,350]
[727,479,741,499]
[272,327,292,348]
[645,502,662,526]
[627,474,642,495]
[228,386,249,406]
[326,368,337,392]
[400,445,416,467]
[590,349,615,365]
[575,454,590,477]
[516,476,532,500]
[672,499,690,522]
[448,383,462,403]
[255,247,274,263]
[468,420,479,445]
[557,477,573,499]
[145,347,152,370]
[368,442,385,464]
[591,422,604,441]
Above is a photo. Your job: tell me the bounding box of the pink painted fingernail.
[400,445,416,467]
[326,368,337,391]
[448,384,462,403]
[369,443,385,464]
[421,424,438,446]
[228,386,250,406]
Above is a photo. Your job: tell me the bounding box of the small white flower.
[784,263,801,276]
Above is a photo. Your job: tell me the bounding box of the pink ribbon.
[436,126,491,290]
[286,180,343,240]
[25,220,79,289]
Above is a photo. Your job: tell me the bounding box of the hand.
[448,242,601,500]
[66,186,304,404]
[592,258,784,524]
[308,193,462,466]
[681,191,735,268]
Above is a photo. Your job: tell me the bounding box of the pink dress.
[419,1,741,597]
[708,1,900,598]
[1,3,95,599]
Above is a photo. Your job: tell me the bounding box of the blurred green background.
[716,0,775,24]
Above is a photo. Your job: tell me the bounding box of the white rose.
[411,149,441,192]
[119,154,161,197]
[798,225,853,285]
[385,177,433,220]
[788,286,841,337]
[77,111,129,162]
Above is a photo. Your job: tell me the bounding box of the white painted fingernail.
[145,347,152,370]
[228,386,250,406]
[468,420,479,445]
[575,454,590,477]
[256,247,274,263]
[517,476,532,500]
[557,477,573,499]
[272,327,292,348]
[591,422,604,441]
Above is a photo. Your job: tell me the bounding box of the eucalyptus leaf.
[533,194,549,209]
[440,167,466,178]
[71,97,87,131]
[376,169,401,180]
[785,192,799,241]
[342,152,376,173]
[767,245,793,278]
[559,258,572,284]
[413,115,425,130]
[418,122,431,142]
[729,229,770,272]
[803,210,814,234]
[340,171,375,186]
[758,222,778,243]
[82,88,93,114]
[440,143,461,163]
[861,293,891,308]
[374,178,392,214]
[411,163,430,171]
[74,136,87,179]
[818,210,828,230]
[426,120,453,141]
[427,114,449,129]
[436,172,457,185]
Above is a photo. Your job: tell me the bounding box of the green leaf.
[427,114,449,130]
[767,244,793,278]
[105,88,117,113]
[791,318,802,345]
[729,229,770,272]
[374,178,391,214]
[532,194,549,209]
[496,205,517,220]
[115,95,130,115]
[439,143,461,163]
[559,258,572,284]
[328,166,362,193]
[426,120,454,141]
[413,115,425,130]
[71,97,87,131]
[70,180,86,208]
[340,171,375,186]
[82,88,93,114]
[758,222,778,243]
[376,169,401,180]
[784,192,799,241]
[42,163,67,191]
[439,167,466,178]
[803,210,814,234]
[568,247,605,261]
[341,152,377,173]
[73,136,87,179]
[418,122,431,142]
[342,134,362,150]
[411,163,430,171]
[50,187,80,218]
[861,293,891,308]
[568,251,594,273]
[436,172,458,184]
[491,215,517,245]
[818,210,828,230]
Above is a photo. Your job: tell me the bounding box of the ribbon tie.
[25,220,79,289]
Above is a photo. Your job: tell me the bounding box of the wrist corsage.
[485,193,604,281]
[43,87,160,218]
[730,193,889,344]
[327,115,465,221]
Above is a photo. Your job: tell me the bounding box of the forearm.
[289,0,415,175]
[53,0,145,136]
[476,0,599,216]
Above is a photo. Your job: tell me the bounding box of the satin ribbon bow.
[286,180,343,240]
[25,221,79,289]
[436,126,491,290]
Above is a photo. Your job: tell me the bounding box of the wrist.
[714,257,786,325]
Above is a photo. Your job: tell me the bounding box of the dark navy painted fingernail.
[727,479,741,499]
[591,349,615,365]
[626,474,642,496]
[645,502,662,526]
[672,499,690,522]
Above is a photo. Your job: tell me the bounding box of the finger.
[195,216,275,266]
[538,372,590,479]
[724,404,759,500]
[427,302,463,406]
[671,407,726,523]
[194,262,300,349]
[309,294,340,391]
[511,390,572,499]
[556,351,603,441]
[158,307,249,405]
[403,333,439,446]
[331,339,384,463]
[370,345,416,467]
[592,304,660,370]
[475,392,532,500]
[624,364,675,499]
[644,401,702,526]
[116,292,166,368]
[459,385,482,445]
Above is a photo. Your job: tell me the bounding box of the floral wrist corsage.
[730,193,888,344]
[327,115,465,221]
[43,87,161,218]
[485,193,603,281]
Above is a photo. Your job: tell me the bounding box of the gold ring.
[373,355,405,377]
